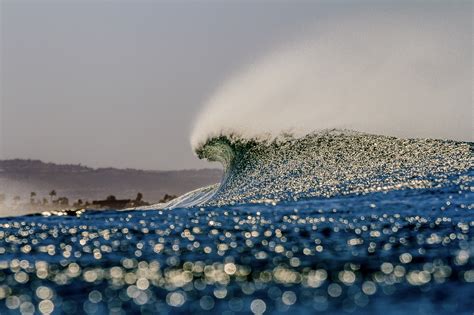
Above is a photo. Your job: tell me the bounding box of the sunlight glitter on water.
[0,176,473,314]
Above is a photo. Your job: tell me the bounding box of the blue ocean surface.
[0,132,472,314]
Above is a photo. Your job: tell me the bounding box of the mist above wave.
[191,10,472,151]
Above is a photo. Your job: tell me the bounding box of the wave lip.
[192,130,472,206]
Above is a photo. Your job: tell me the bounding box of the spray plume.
[191,10,472,150]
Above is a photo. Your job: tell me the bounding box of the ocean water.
[0,131,472,315]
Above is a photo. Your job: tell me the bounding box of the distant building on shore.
[92,195,131,209]
[91,193,151,209]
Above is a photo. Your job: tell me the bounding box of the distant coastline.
[0,159,222,216]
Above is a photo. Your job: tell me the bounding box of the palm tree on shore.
[49,190,57,203]
[30,192,37,204]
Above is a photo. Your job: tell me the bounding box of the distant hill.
[0,159,222,208]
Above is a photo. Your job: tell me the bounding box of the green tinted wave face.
[195,130,472,206]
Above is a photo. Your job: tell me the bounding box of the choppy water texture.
[0,131,473,315]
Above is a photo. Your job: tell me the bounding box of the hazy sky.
[0,1,471,170]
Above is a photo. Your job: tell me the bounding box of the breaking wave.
[158,9,473,209]
[149,130,472,209]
